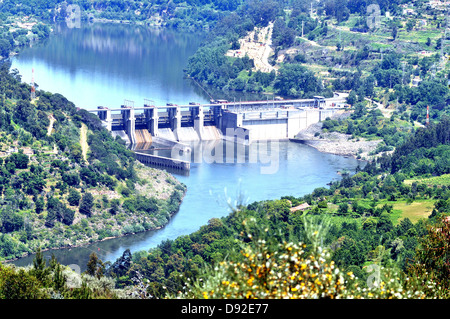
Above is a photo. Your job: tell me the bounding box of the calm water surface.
[11,23,210,108]
[9,23,362,270]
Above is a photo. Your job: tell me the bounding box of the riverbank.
[292,111,383,160]
[1,160,186,264]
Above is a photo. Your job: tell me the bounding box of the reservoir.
[9,23,362,271]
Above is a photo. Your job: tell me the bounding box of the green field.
[404,174,450,187]
[383,199,434,224]
[308,199,433,225]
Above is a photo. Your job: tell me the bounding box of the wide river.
[10,23,361,271]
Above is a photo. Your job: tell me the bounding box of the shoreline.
[290,136,381,160]
[2,133,366,266]
[2,187,187,265]
[1,19,374,267]
[292,112,383,161]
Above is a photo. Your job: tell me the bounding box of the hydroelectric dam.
[86,94,349,171]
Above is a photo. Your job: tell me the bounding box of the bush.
[176,216,429,299]
[0,265,46,299]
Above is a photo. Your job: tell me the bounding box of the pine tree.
[85,252,104,279]
[31,247,50,286]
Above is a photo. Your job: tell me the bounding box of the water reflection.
[11,23,210,109]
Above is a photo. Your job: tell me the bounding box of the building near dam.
[220,106,336,143]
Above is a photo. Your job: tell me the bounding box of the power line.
[186,75,214,101]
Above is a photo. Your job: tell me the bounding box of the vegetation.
[0,248,135,299]
[0,17,50,59]
[182,0,450,127]
[96,115,450,299]
[177,216,429,299]
[0,62,186,261]
[1,0,450,301]
[0,0,244,32]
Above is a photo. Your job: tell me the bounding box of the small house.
[290,202,311,212]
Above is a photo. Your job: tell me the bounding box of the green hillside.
[0,62,186,262]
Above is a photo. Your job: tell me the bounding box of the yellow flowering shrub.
[176,216,431,299]
[200,240,350,299]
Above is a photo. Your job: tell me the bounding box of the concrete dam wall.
[109,107,339,148]
[101,106,342,172]
[95,96,346,147]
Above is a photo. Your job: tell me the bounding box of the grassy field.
[382,199,434,224]
[404,174,450,187]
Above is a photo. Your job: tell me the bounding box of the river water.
[9,23,361,271]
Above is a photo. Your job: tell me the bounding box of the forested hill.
[0,0,247,59]
[0,0,243,28]
[0,62,186,261]
[183,0,450,126]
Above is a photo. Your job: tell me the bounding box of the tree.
[70,143,83,163]
[244,0,280,27]
[14,100,36,124]
[392,24,398,40]
[352,102,367,118]
[436,38,442,50]
[346,90,357,105]
[338,203,348,215]
[0,266,43,299]
[79,192,94,216]
[408,216,450,297]
[106,249,132,278]
[34,196,45,214]
[274,64,322,98]
[85,252,104,279]
[406,20,415,32]
[0,208,24,233]
[62,172,80,187]
[30,247,50,286]
[272,18,296,48]
[7,150,29,169]
[0,39,12,58]
[67,188,81,206]
[363,75,375,98]
[109,198,120,215]
[61,206,75,226]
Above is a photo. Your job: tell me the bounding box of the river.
[9,22,362,271]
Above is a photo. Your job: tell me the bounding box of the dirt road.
[226,22,277,73]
